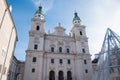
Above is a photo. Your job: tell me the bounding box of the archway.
[67,71,72,80]
[58,71,64,80]
[49,71,55,80]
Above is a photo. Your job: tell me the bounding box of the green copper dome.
[73,12,80,22]
[35,6,43,14]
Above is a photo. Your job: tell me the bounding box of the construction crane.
[97,28,120,80]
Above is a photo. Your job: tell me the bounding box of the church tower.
[24,6,93,80]
[24,6,45,80]
[71,12,93,80]
[28,5,45,51]
[71,12,89,54]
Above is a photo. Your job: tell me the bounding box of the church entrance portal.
[49,71,55,80]
[67,71,72,80]
[58,71,64,80]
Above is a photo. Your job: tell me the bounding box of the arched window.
[58,71,64,80]
[51,47,54,52]
[82,48,85,53]
[80,31,82,35]
[67,48,69,53]
[59,47,62,53]
[36,26,39,30]
[67,71,72,80]
[74,21,77,23]
[49,71,55,80]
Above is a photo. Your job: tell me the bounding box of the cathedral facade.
[24,6,93,80]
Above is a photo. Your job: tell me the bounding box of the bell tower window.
[38,15,40,17]
[80,31,82,35]
[82,48,85,53]
[33,57,37,62]
[75,21,77,23]
[32,68,35,73]
[34,44,38,50]
[36,26,40,30]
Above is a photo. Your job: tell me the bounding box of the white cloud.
[30,0,120,59]
[31,0,54,13]
[87,0,120,58]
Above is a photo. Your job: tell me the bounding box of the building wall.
[0,0,18,80]
[24,6,93,80]
[8,56,25,80]
[8,56,18,80]
[92,63,98,80]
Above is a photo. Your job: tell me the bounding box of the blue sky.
[7,0,120,60]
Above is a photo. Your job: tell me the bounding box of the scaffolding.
[97,28,120,80]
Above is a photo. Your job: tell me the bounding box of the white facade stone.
[0,0,18,80]
[24,6,93,80]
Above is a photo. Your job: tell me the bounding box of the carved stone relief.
[57,40,64,46]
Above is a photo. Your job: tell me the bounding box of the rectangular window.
[51,47,54,52]
[68,59,71,64]
[80,31,82,35]
[51,59,54,63]
[32,68,35,73]
[60,59,63,64]
[59,47,62,53]
[67,48,69,53]
[82,48,85,53]
[84,60,87,64]
[33,57,37,62]
[85,69,88,73]
[36,26,39,30]
[34,44,38,50]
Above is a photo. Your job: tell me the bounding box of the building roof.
[73,12,80,22]
[92,58,99,63]
[35,6,43,15]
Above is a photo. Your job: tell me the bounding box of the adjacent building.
[94,29,120,80]
[24,6,93,80]
[0,0,18,80]
[92,54,99,80]
[8,56,25,80]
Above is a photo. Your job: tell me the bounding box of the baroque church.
[24,5,93,80]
